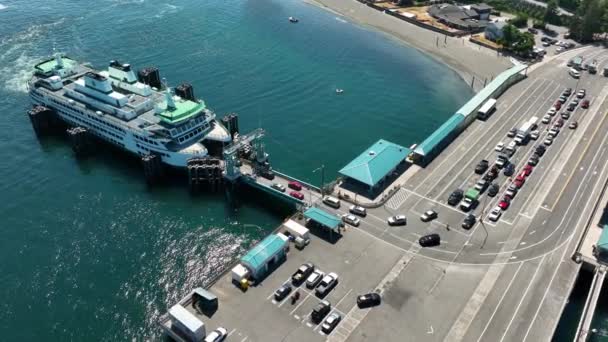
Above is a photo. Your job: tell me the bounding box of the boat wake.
[335,17,347,23]
[155,3,181,19]
[0,19,67,92]
[0,4,7,10]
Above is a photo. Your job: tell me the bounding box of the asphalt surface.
[187,46,608,342]
[316,46,608,341]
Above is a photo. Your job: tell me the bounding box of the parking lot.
[198,219,404,342]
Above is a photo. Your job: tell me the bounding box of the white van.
[569,68,580,79]
[322,195,341,209]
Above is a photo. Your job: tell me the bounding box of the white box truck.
[514,117,537,145]
[168,304,206,342]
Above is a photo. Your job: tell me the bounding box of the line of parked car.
[274,263,381,334]
[486,87,585,221]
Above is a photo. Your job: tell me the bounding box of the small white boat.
[335,88,344,94]
[289,16,299,23]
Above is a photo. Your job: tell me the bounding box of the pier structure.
[572,172,608,341]
[158,46,608,342]
[223,128,322,207]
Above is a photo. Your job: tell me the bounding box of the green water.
[0,0,472,339]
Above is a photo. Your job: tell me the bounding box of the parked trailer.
[477,98,497,120]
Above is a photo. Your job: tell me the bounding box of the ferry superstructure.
[27,55,232,167]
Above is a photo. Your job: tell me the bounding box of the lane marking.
[498,256,547,342]
[476,262,524,342]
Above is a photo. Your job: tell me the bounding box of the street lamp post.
[313,164,325,197]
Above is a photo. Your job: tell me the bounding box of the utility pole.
[313,164,325,197]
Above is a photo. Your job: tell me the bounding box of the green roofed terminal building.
[338,139,410,194]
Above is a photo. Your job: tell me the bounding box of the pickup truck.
[460,188,480,212]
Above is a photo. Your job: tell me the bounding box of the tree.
[544,0,560,24]
[579,0,603,42]
[499,23,520,46]
[512,32,535,54]
[510,13,529,27]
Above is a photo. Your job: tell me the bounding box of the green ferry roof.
[158,99,206,124]
[35,57,77,74]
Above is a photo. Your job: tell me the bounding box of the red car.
[514,179,525,188]
[555,119,564,128]
[498,198,511,210]
[554,102,562,110]
[290,191,304,200]
[522,165,533,176]
[582,100,590,109]
[288,181,302,191]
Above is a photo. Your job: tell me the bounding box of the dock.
[150,46,608,341]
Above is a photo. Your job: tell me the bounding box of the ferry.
[27,55,232,167]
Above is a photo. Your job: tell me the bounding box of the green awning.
[240,234,287,273]
[304,207,341,231]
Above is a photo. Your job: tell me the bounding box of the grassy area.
[471,34,503,49]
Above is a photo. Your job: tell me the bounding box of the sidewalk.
[334,164,421,208]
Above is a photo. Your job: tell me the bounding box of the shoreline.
[303,0,513,92]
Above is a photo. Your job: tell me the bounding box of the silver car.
[306,269,325,289]
[342,214,360,227]
[349,205,367,217]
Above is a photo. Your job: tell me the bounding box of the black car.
[503,163,515,177]
[535,145,546,157]
[311,300,331,323]
[462,214,476,229]
[260,169,275,180]
[564,87,572,96]
[448,189,464,206]
[357,292,382,308]
[292,263,315,285]
[487,184,499,197]
[484,166,499,181]
[528,155,539,166]
[419,234,440,247]
[528,27,538,34]
[475,160,489,174]
[274,283,292,301]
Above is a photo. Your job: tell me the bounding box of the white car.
[488,207,502,222]
[547,108,557,116]
[556,46,564,53]
[495,142,504,152]
[388,215,407,226]
[205,327,228,342]
[530,130,540,140]
[349,205,367,217]
[306,269,325,289]
[542,115,551,124]
[342,214,360,227]
[544,137,553,146]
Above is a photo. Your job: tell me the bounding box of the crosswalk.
[385,187,409,210]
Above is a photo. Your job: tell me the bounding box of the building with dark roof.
[427,4,490,32]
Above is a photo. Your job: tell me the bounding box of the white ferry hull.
[29,92,208,168]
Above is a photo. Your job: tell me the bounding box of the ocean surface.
[0,0,473,339]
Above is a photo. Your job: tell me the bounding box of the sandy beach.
[305,0,514,91]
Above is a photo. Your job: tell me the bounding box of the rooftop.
[240,234,287,271]
[339,139,410,187]
[157,98,206,124]
[35,56,77,74]
[303,207,342,231]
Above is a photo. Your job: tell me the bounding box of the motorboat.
[289,17,299,23]
[335,88,344,94]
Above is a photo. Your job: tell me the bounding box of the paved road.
[521,0,574,16]
[312,46,608,341]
